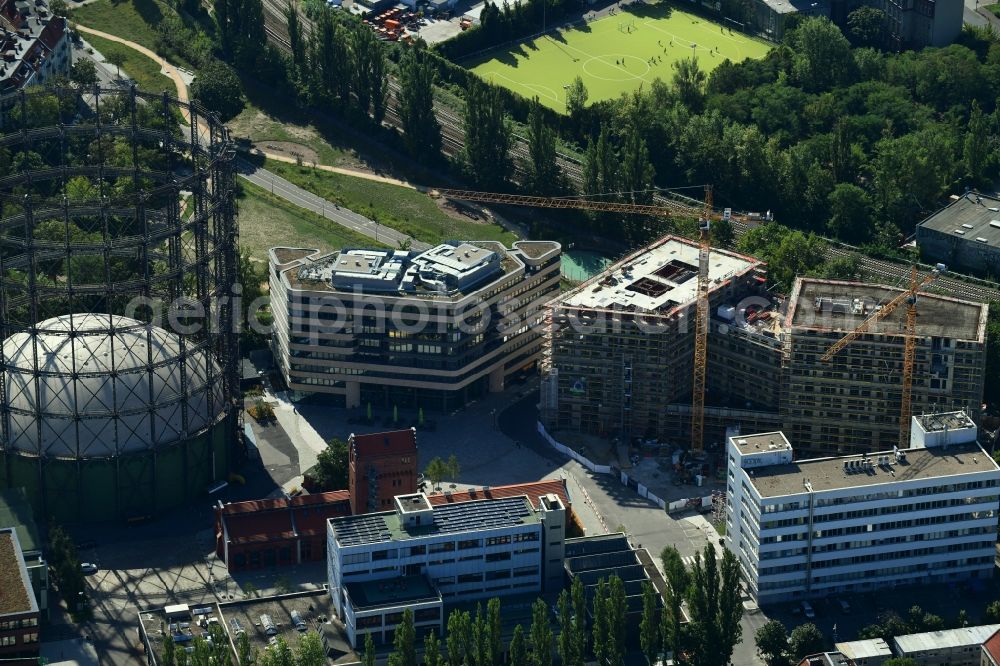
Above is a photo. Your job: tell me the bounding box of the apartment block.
[783,278,988,456]
[327,492,566,647]
[725,412,1000,605]
[0,528,40,666]
[270,240,560,411]
[348,429,418,514]
[0,0,70,97]
[542,235,773,446]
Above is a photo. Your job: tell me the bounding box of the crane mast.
[690,186,712,454]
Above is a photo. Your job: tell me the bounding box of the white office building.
[725,411,1000,605]
[327,492,566,647]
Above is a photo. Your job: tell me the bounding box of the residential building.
[894,623,1000,666]
[0,528,40,665]
[214,491,352,572]
[0,489,47,619]
[0,0,70,97]
[982,627,1000,666]
[783,278,987,455]
[725,412,1000,605]
[348,428,418,514]
[541,235,775,447]
[917,192,1000,278]
[835,639,893,665]
[327,491,567,647]
[269,240,561,411]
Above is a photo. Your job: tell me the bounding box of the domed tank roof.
[2,314,225,458]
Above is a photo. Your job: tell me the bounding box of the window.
[513,532,538,542]
[458,573,483,584]
[486,535,511,547]
[458,539,481,550]
[429,542,455,554]
[343,553,370,565]
[486,552,512,563]
[23,633,38,644]
[410,545,426,556]
[485,570,511,581]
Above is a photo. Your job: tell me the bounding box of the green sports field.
[466,3,770,111]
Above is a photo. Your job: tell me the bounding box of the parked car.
[801,601,815,619]
[80,562,98,575]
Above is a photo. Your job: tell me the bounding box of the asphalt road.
[236,158,429,251]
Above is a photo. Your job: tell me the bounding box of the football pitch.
[466,3,771,111]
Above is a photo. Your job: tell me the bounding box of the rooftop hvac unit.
[843,461,850,472]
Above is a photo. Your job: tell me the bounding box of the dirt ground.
[255,140,320,166]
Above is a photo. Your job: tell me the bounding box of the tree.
[786,17,854,92]
[881,659,918,666]
[70,59,98,87]
[965,99,990,185]
[48,525,86,615]
[106,51,127,79]
[525,97,561,195]
[297,632,326,666]
[237,632,254,665]
[485,598,502,666]
[312,438,349,490]
[712,217,735,249]
[286,2,305,72]
[191,59,244,121]
[605,576,627,666]
[447,454,461,484]
[592,578,609,666]
[447,610,473,666]
[566,75,588,118]
[787,623,825,661]
[425,630,443,666]
[987,600,1000,623]
[163,631,177,666]
[570,577,587,666]
[397,47,442,163]
[846,6,885,48]
[660,546,690,661]
[639,582,660,665]
[49,0,67,14]
[686,545,743,666]
[510,625,528,666]
[755,620,789,666]
[672,56,706,112]
[364,632,376,666]
[390,609,416,666]
[557,590,576,666]
[827,183,872,244]
[351,25,389,125]
[425,457,449,489]
[462,80,512,189]
[530,597,553,666]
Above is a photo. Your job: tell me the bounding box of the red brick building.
[348,428,418,514]
[215,491,351,572]
[0,528,40,666]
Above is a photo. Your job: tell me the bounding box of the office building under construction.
[540,236,780,450]
[782,278,988,455]
[541,238,989,456]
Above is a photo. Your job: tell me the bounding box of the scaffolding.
[0,86,241,522]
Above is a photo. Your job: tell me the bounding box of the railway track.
[256,2,1000,305]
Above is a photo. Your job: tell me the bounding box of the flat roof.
[565,533,632,558]
[733,432,793,456]
[835,638,893,660]
[747,442,999,498]
[758,0,830,14]
[787,277,987,342]
[345,575,440,610]
[919,192,1000,248]
[559,235,762,315]
[916,411,976,433]
[894,624,1000,653]
[331,495,539,547]
[0,488,40,554]
[0,528,37,616]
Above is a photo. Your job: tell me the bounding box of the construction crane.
[432,186,718,453]
[690,185,712,454]
[820,264,945,447]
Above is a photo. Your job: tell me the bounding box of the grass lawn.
[263,159,519,246]
[986,2,1000,17]
[83,33,175,94]
[238,181,388,261]
[466,1,770,111]
[70,0,201,69]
